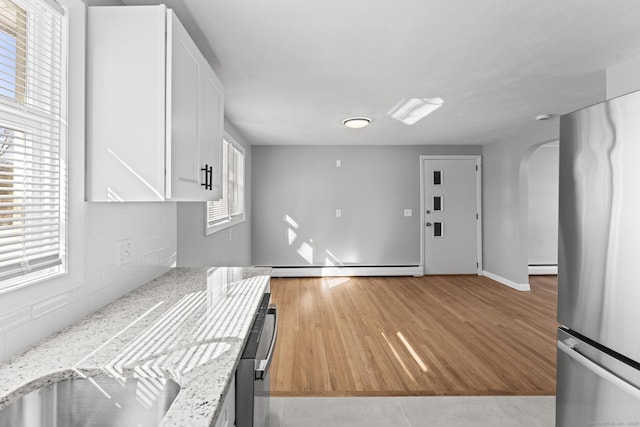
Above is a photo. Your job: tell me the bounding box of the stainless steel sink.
[0,376,180,427]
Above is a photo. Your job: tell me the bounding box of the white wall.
[177,121,252,267]
[528,143,559,267]
[481,126,559,288]
[0,0,177,362]
[251,145,481,267]
[482,52,640,288]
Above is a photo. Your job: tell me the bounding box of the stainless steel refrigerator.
[557,90,640,426]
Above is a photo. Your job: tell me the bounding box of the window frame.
[205,133,245,235]
[0,0,67,293]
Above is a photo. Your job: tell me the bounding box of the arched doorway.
[525,141,559,275]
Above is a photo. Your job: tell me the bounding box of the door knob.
[425,222,432,227]
[426,210,431,214]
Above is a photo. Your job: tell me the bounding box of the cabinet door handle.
[201,164,213,190]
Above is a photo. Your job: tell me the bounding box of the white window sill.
[206,213,245,236]
[0,268,66,296]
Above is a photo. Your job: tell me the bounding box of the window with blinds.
[207,137,244,232]
[0,0,66,290]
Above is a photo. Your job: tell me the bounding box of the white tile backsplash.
[0,202,177,362]
[5,313,55,357]
[53,296,92,332]
[0,308,32,335]
[74,271,106,299]
[32,292,74,319]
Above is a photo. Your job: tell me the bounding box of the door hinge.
[475,165,478,171]
[476,262,479,268]
[476,213,479,220]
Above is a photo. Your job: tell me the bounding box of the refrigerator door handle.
[558,340,640,400]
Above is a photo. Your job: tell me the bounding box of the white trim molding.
[528,265,558,275]
[270,266,423,278]
[482,270,530,292]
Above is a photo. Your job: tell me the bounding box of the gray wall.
[177,121,252,267]
[482,127,559,286]
[252,145,481,267]
[528,143,559,266]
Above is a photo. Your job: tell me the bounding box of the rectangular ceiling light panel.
[387,97,444,125]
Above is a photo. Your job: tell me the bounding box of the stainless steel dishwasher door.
[254,306,277,427]
[237,298,277,427]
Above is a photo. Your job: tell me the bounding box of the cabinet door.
[199,62,224,200]
[87,6,222,202]
[166,11,217,201]
[214,376,235,427]
[87,6,166,201]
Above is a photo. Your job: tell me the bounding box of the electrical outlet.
[336,159,341,168]
[335,209,342,218]
[117,238,132,266]
[404,209,413,217]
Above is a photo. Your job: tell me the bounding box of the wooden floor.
[269,275,557,397]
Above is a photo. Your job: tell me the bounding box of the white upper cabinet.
[86,5,223,202]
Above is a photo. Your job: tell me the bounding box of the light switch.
[404,209,412,217]
[336,159,341,168]
[336,209,342,218]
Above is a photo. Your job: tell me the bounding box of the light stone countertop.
[0,266,271,427]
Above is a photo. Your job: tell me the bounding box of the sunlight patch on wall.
[284,214,299,229]
[287,228,297,245]
[325,250,344,266]
[297,241,314,264]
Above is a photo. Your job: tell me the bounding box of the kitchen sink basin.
[0,376,180,427]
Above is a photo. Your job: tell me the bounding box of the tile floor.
[270,396,555,427]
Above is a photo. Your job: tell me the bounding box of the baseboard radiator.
[528,264,558,275]
[265,265,423,278]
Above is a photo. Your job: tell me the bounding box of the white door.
[422,157,480,274]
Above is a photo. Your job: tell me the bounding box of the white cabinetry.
[87,5,223,202]
[214,376,236,427]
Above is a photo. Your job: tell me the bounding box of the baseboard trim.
[270,266,424,278]
[528,265,558,275]
[482,270,530,292]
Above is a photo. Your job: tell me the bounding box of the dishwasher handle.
[255,306,277,381]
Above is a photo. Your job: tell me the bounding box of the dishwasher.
[236,292,277,427]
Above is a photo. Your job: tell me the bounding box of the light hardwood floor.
[270,275,557,397]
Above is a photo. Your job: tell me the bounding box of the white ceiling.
[122,0,640,146]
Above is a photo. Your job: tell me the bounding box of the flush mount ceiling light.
[342,117,371,129]
[535,114,553,121]
[387,97,444,125]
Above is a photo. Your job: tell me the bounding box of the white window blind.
[207,138,244,228]
[0,0,66,288]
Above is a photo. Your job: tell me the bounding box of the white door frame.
[419,155,483,275]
